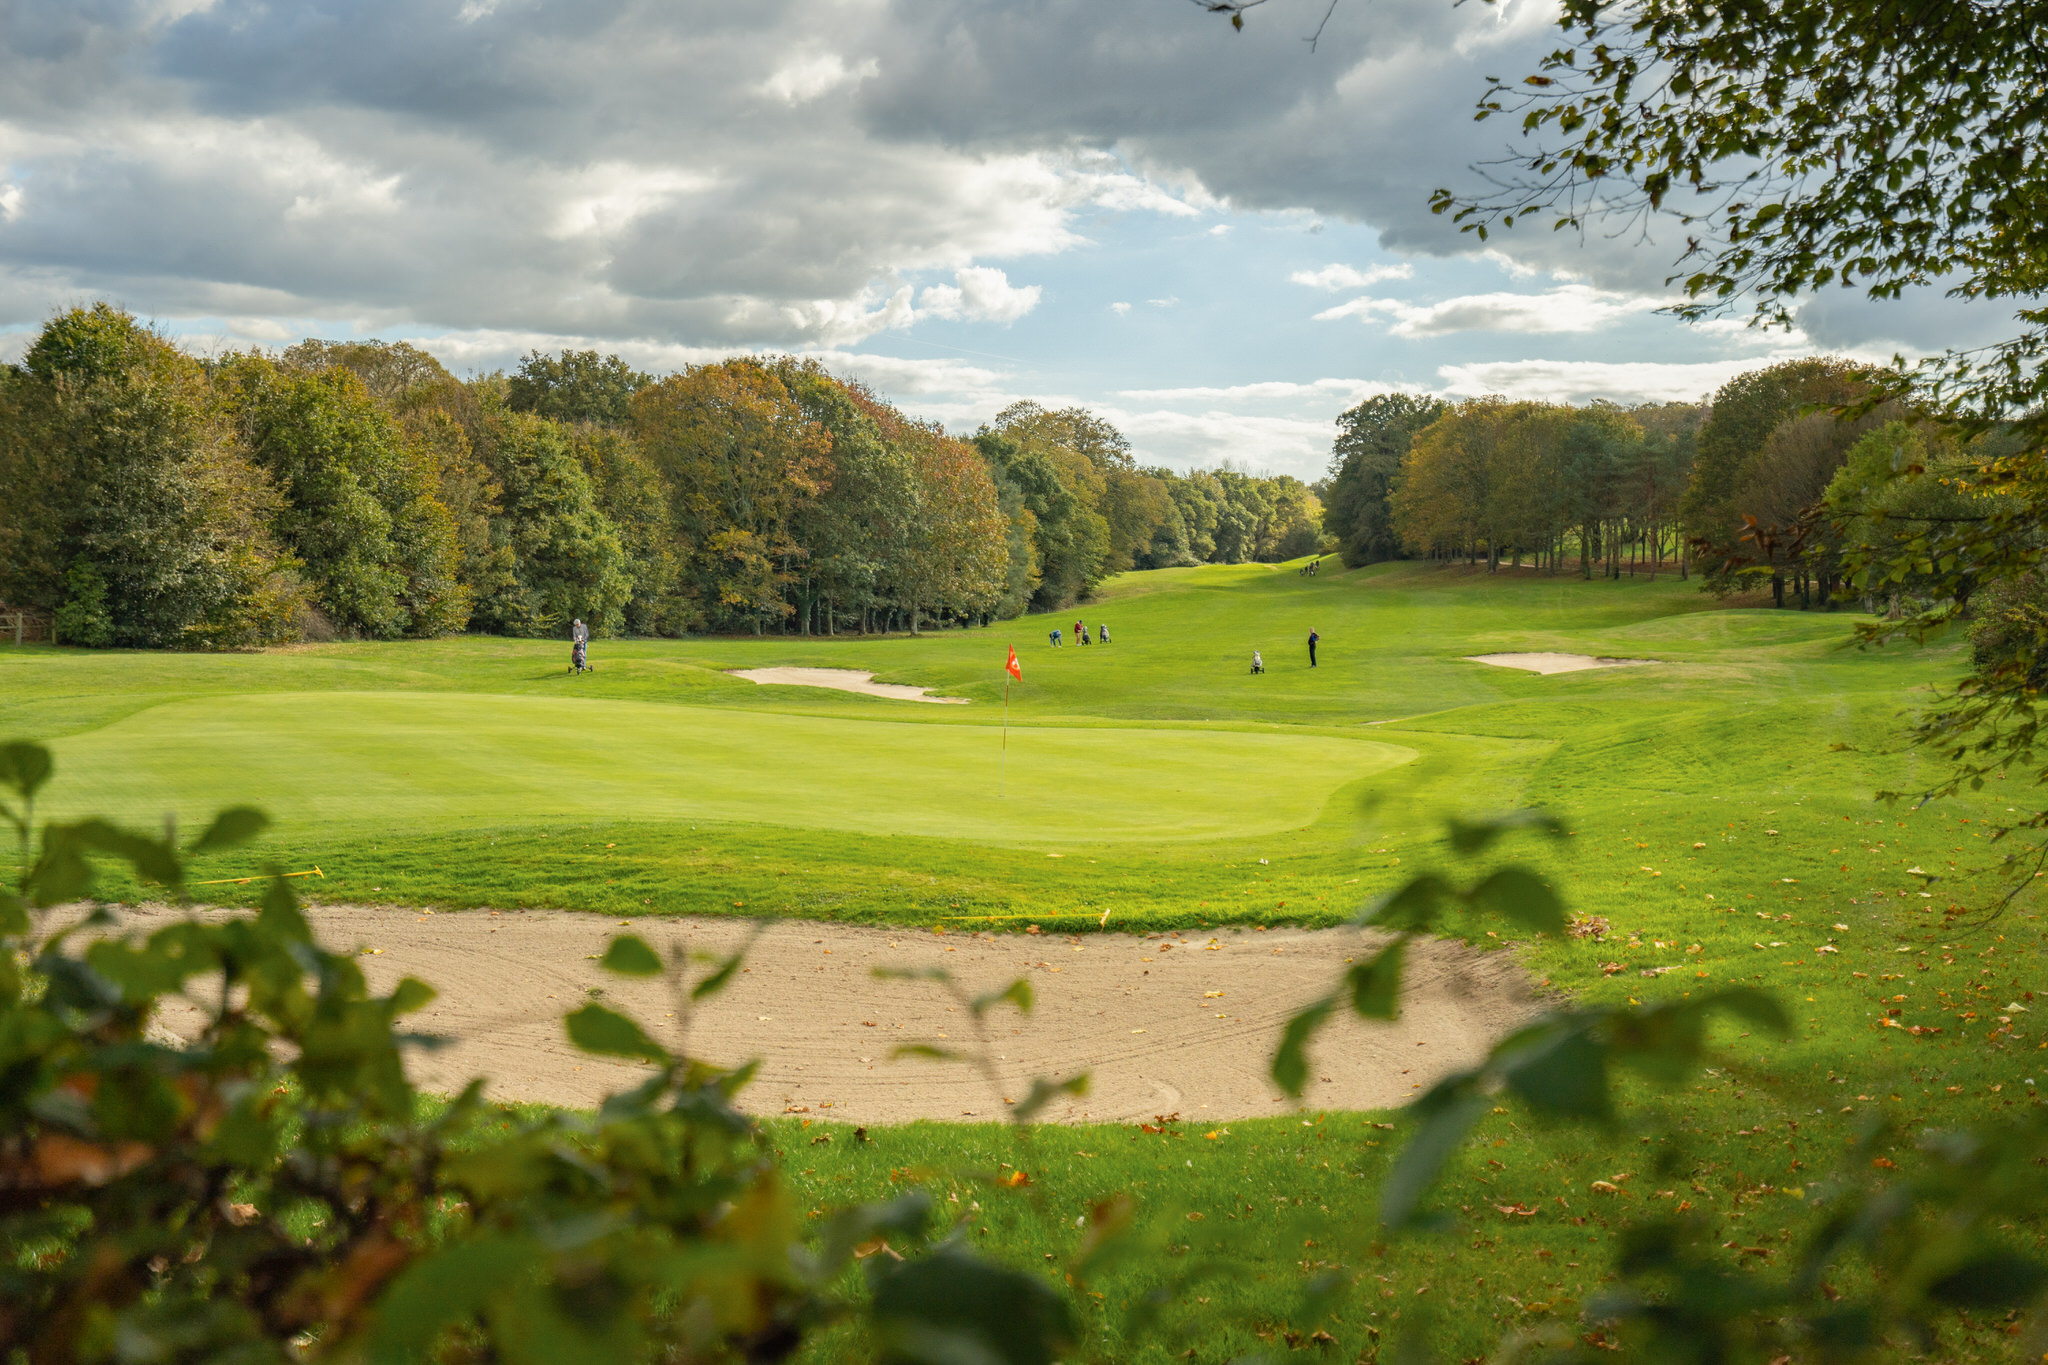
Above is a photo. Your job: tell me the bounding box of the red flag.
[1006,645,1022,681]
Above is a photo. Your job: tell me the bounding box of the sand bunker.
[136,906,1539,1124]
[1464,652,1656,675]
[730,667,967,704]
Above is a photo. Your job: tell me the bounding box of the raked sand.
[729,667,968,703]
[1463,652,1657,675]
[136,904,1540,1125]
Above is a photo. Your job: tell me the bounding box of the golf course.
[5,558,2042,1361]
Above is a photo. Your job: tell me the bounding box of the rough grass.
[4,559,2043,1360]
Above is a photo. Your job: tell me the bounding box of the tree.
[1321,393,1448,567]
[893,427,1011,632]
[508,348,654,426]
[1681,359,1873,548]
[633,361,831,634]
[0,306,305,649]
[217,355,468,639]
[570,424,693,636]
[469,405,634,637]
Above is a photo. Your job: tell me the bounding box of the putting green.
[42,692,1415,843]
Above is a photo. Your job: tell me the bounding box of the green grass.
[5,558,2045,1360]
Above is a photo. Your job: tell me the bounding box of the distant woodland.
[1318,356,2008,611]
[0,305,1326,647]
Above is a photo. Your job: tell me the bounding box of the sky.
[0,0,2021,480]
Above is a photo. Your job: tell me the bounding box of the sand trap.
[132,905,1539,1124]
[730,667,967,704]
[1464,652,1656,675]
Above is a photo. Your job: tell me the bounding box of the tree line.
[0,305,1328,648]
[1315,356,2009,609]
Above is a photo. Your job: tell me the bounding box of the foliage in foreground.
[0,740,1069,1364]
[7,731,2048,1363]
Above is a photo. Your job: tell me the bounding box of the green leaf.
[600,934,663,977]
[0,740,53,805]
[869,1243,1076,1365]
[564,1003,669,1063]
[1446,809,1564,855]
[189,806,269,855]
[1381,1083,1489,1230]
[892,1044,962,1062]
[1011,1072,1089,1124]
[1463,866,1566,935]
[366,1236,546,1365]
[1346,938,1407,1020]
[1359,874,1450,932]
[970,978,1033,1019]
[1497,1022,1611,1120]
[691,948,746,1001]
[389,976,437,1015]
[1927,1251,2048,1307]
[1271,995,1335,1097]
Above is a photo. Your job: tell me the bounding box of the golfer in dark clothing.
[1307,627,1319,668]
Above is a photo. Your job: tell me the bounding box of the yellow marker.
[194,866,325,887]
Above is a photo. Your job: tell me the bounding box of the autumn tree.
[1,306,305,648]
[634,361,832,634]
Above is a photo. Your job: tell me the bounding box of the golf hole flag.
[1000,646,1019,795]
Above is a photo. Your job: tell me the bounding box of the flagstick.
[1001,676,1010,797]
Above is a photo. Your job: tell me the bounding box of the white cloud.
[0,184,21,222]
[759,53,880,106]
[916,266,1041,325]
[1289,262,1413,290]
[1315,285,1671,336]
[1435,358,1785,405]
[1118,378,1395,403]
[1109,301,1131,315]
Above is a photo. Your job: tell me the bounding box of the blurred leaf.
[1446,809,1564,855]
[0,888,26,936]
[1381,1083,1488,1230]
[1464,866,1565,935]
[870,1243,1076,1365]
[0,740,53,804]
[1360,875,1450,932]
[390,977,436,1015]
[1272,995,1335,1097]
[691,949,746,1000]
[892,1044,961,1062]
[1346,938,1406,1020]
[1011,1072,1088,1123]
[971,978,1033,1019]
[366,1236,544,1365]
[1927,1251,2048,1307]
[564,1003,669,1063]
[257,872,313,943]
[817,1192,934,1276]
[1498,1022,1611,1121]
[600,934,663,977]
[189,806,269,855]
[876,966,952,984]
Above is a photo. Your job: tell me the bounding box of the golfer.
[1307,627,1319,668]
[571,617,590,674]
[1251,650,1264,674]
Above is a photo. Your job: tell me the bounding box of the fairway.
[42,691,1417,843]
[10,558,2048,1363]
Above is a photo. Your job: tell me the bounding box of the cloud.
[916,266,1041,324]
[1434,358,1790,405]
[1109,301,1131,315]
[1315,285,1671,336]
[759,53,879,106]
[1118,378,1395,403]
[1289,262,1413,290]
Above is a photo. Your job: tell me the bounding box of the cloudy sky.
[0,0,2016,478]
